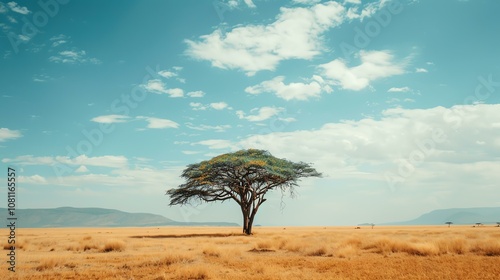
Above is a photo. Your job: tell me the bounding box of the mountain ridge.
[0,207,239,228]
[384,207,500,225]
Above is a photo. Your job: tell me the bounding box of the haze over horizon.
[1,0,499,226]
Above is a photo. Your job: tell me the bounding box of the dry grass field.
[2,225,500,279]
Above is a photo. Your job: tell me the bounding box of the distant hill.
[0,207,238,228]
[386,207,500,225]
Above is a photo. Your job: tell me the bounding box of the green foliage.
[166,149,321,234]
[168,149,321,205]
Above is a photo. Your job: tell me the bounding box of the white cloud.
[7,16,16,23]
[10,159,185,193]
[18,34,30,42]
[33,74,52,82]
[293,0,322,4]
[50,34,69,47]
[58,155,129,169]
[91,115,130,124]
[388,86,410,92]
[165,88,184,97]
[244,0,256,8]
[187,91,205,98]
[2,155,54,165]
[190,102,207,111]
[19,175,47,184]
[7,2,30,14]
[236,106,284,122]
[195,139,236,150]
[345,0,389,20]
[75,165,89,173]
[186,123,231,132]
[185,1,345,75]
[235,104,500,184]
[143,79,184,97]
[210,102,229,110]
[416,68,428,73]
[4,155,129,169]
[143,79,166,93]
[0,128,22,142]
[245,75,332,101]
[137,116,179,129]
[189,102,229,111]
[158,70,177,78]
[319,50,406,91]
[49,49,101,64]
[182,150,201,155]
[224,0,256,8]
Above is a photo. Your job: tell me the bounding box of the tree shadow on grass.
[129,233,244,239]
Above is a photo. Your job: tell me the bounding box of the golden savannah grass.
[1,225,500,279]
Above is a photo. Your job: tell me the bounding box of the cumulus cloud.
[236,106,284,122]
[186,123,231,132]
[416,68,428,73]
[50,34,69,47]
[190,102,207,111]
[91,115,179,129]
[185,1,345,75]
[293,0,322,4]
[195,139,236,150]
[344,0,393,21]
[387,86,410,92]
[187,91,205,98]
[319,50,406,90]
[7,2,30,14]
[75,165,89,173]
[236,104,500,187]
[0,128,22,142]
[91,115,130,124]
[19,175,47,184]
[158,70,177,78]
[189,102,230,111]
[136,116,179,129]
[224,0,256,9]
[210,102,229,110]
[143,79,184,97]
[3,155,129,169]
[49,49,101,64]
[245,75,332,101]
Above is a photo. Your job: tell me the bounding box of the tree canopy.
[166,149,321,234]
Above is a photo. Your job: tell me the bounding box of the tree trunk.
[241,205,257,235]
[242,207,250,235]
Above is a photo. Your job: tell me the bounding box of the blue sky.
[1,0,500,226]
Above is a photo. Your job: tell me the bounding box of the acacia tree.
[445,221,453,228]
[166,149,321,235]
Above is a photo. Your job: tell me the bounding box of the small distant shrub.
[470,239,500,256]
[138,255,192,268]
[335,244,359,258]
[4,241,25,250]
[174,265,209,280]
[36,258,60,271]
[435,238,468,254]
[202,246,220,257]
[256,241,272,250]
[307,246,327,256]
[402,243,439,256]
[284,240,304,252]
[101,239,126,252]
